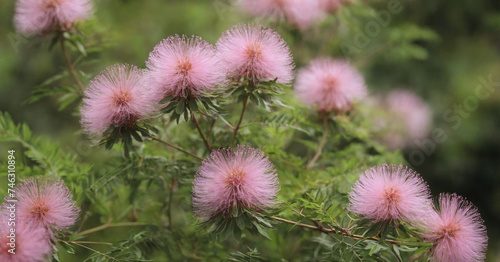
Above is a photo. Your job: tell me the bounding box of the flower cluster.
[349,164,487,261]
[0,176,80,261]
[294,58,367,113]
[14,0,93,35]
[238,0,342,30]
[192,146,278,220]
[371,89,431,150]
[81,23,294,140]
[81,64,159,137]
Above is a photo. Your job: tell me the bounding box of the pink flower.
[192,146,279,220]
[376,89,431,150]
[423,193,488,262]
[0,213,52,262]
[216,24,294,84]
[146,35,225,98]
[81,64,159,136]
[349,164,432,222]
[319,0,342,13]
[15,177,80,231]
[294,58,367,112]
[239,0,325,30]
[14,0,93,35]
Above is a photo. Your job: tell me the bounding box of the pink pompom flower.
[239,0,325,30]
[349,164,432,222]
[14,0,93,35]
[216,24,294,84]
[81,64,159,137]
[0,212,52,262]
[294,58,367,113]
[376,89,431,150]
[146,35,225,99]
[15,177,80,231]
[319,0,342,13]
[423,193,488,262]
[192,146,279,220]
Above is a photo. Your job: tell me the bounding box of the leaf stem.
[191,112,212,152]
[150,136,204,161]
[60,35,85,94]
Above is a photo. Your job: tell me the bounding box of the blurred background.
[0,0,499,260]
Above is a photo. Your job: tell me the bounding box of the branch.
[191,112,212,152]
[231,94,249,146]
[150,136,204,161]
[79,221,148,236]
[307,117,329,169]
[60,35,85,94]
[269,216,399,244]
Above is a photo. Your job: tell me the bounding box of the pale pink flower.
[15,177,80,231]
[146,35,225,98]
[423,193,488,262]
[349,164,432,222]
[377,89,431,150]
[0,213,52,262]
[192,146,279,220]
[81,64,159,136]
[216,24,294,84]
[294,58,367,112]
[14,0,93,35]
[239,0,325,30]
[319,0,342,13]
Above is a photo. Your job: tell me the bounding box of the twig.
[307,117,329,169]
[269,216,399,244]
[60,35,85,94]
[70,241,118,261]
[231,94,249,146]
[167,176,176,231]
[79,221,147,236]
[191,112,212,152]
[150,136,204,161]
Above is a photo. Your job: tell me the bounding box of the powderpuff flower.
[423,193,488,262]
[192,146,279,220]
[146,35,225,98]
[0,213,52,262]
[239,0,324,30]
[14,177,80,231]
[14,0,93,35]
[216,24,294,84]
[294,58,367,112]
[349,164,432,222]
[319,0,342,13]
[81,64,159,137]
[377,89,431,150]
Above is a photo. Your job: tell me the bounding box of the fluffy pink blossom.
[146,35,225,98]
[0,212,52,262]
[216,24,294,84]
[239,0,325,30]
[81,64,159,136]
[14,0,93,35]
[15,177,80,231]
[294,58,367,112]
[319,0,342,13]
[192,146,279,220]
[423,193,488,262]
[349,164,432,222]
[376,89,431,150]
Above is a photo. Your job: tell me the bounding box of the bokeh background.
[0,0,499,260]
